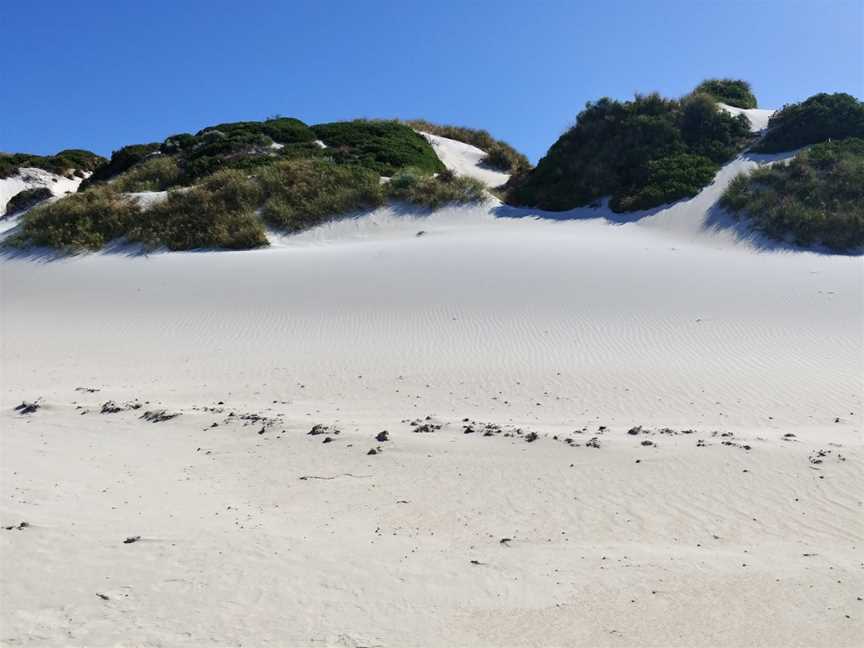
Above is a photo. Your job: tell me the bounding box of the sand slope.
[1,131,863,647]
[0,168,83,216]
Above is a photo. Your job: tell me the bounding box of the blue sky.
[2,0,862,162]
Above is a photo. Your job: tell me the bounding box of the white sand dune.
[420,131,511,187]
[1,131,863,647]
[718,103,775,132]
[0,168,84,225]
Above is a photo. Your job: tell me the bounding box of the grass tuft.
[7,186,140,251]
[258,159,384,231]
[387,168,487,208]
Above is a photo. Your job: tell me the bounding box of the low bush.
[720,138,864,251]
[127,170,268,250]
[402,119,531,173]
[8,186,141,251]
[693,79,757,109]
[258,159,384,231]
[3,187,53,217]
[507,91,751,212]
[754,93,864,153]
[112,156,181,192]
[196,117,316,145]
[387,168,487,208]
[611,153,718,211]
[83,143,161,186]
[312,120,445,175]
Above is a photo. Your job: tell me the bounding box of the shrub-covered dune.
[311,120,445,176]
[0,149,105,180]
[7,117,490,253]
[721,138,864,251]
[754,93,864,153]
[506,82,755,212]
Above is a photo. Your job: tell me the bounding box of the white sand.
[0,168,84,218]
[1,133,863,647]
[420,132,511,187]
[718,103,775,132]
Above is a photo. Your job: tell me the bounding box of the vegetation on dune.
[612,153,719,212]
[402,119,531,173]
[195,117,316,145]
[720,138,864,251]
[111,156,181,192]
[128,170,269,250]
[387,168,487,208]
[754,93,864,153]
[3,187,53,217]
[10,142,482,251]
[312,120,445,176]
[82,143,161,187]
[0,149,105,179]
[82,118,444,193]
[506,90,753,212]
[693,79,757,109]
[258,159,384,232]
[8,172,268,252]
[7,186,141,251]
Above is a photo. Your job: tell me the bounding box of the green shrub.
[258,159,384,231]
[3,187,53,217]
[720,138,864,251]
[402,119,531,173]
[83,143,161,186]
[481,142,530,173]
[754,93,864,153]
[312,120,445,175]
[387,168,487,208]
[196,117,316,145]
[611,153,718,211]
[160,133,196,154]
[127,170,268,250]
[112,156,181,192]
[8,186,141,251]
[693,79,757,109]
[506,91,751,212]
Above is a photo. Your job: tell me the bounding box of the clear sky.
[2,0,862,162]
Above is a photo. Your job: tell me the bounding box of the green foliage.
[112,156,181,192]
[755,93,864,153]
[0,149,105,179]
[312,120,445,175]
[3,187,53,216]
[612,154,718,211]
[160,133,196,154]
[258,159,384,231]
[507,91,752,212]
[8,186,141,251]
[128,170,268,250]
[196,117,316,144]
[693,79,757,109]
[83,143,161,186]
[402,119,531,173]
[720,138,864,251]
[387,168,487,208]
